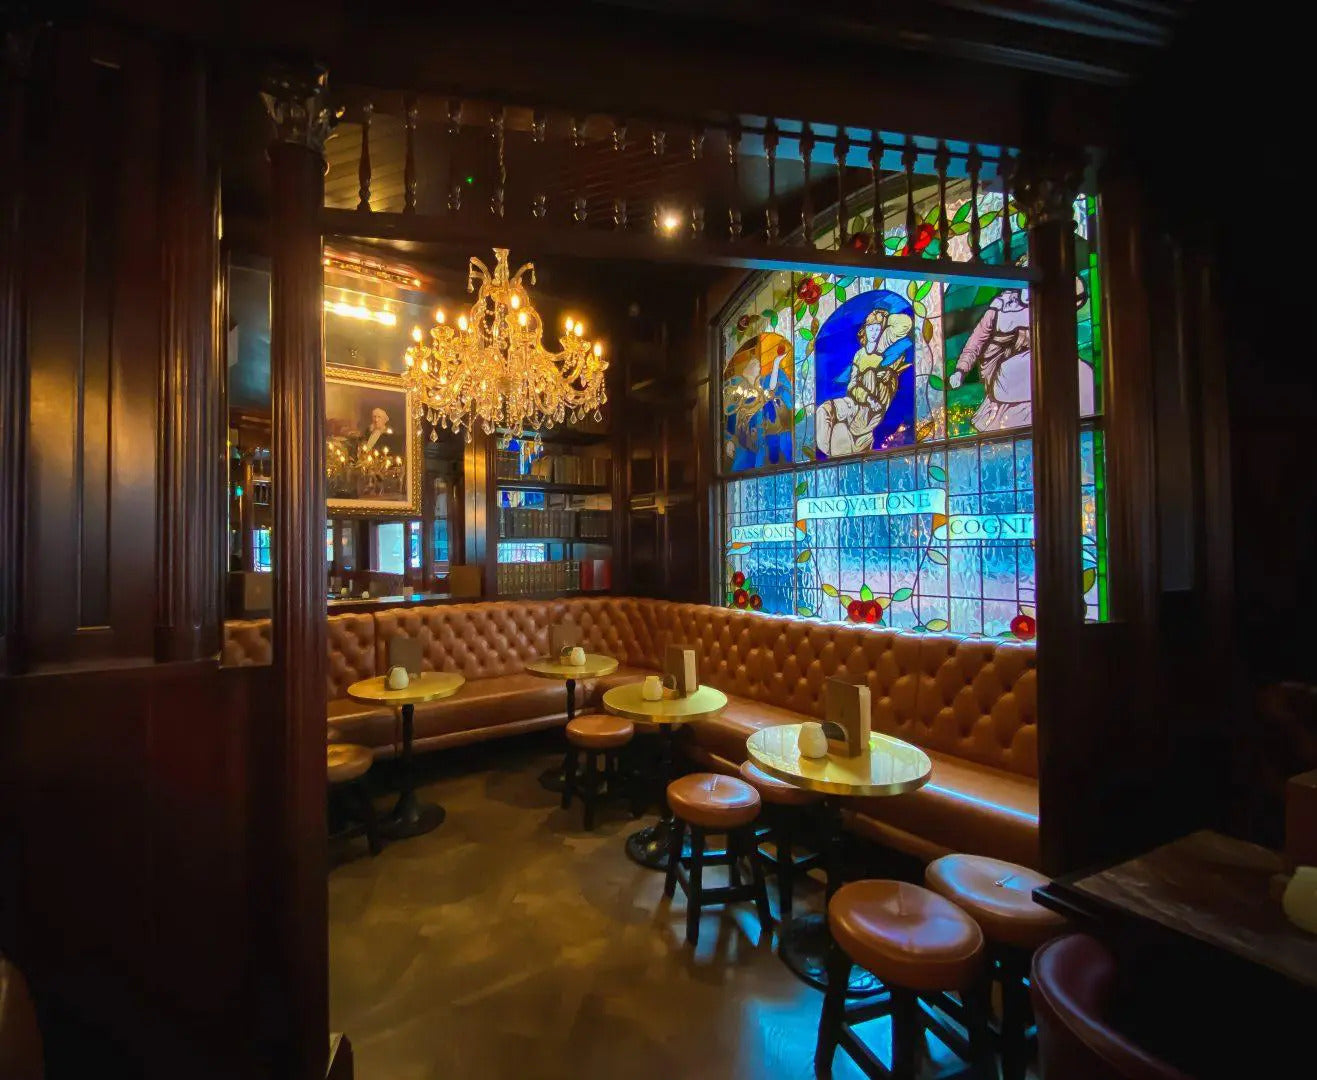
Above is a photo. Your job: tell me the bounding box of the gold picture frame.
[324,364,422,516]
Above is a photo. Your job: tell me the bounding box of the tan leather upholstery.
[224,596,1040,866]
[327,744,373,784]
[925,854,1067,951]
[829,880,984,992]
[566,713,634,750]
[739,758,822,806]
[667,773,761,830]
[0,954,42,1080]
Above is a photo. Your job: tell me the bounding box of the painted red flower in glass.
[912,222,935,254]
[846,599,864,622]
[731,571,745,587]
[848,231,871,252]
[733,589,749,608]
[736,314,752,331]
[1010,613,1036,640]
[796,278,821,304]
[749,594,762,610]
[863,600,881,624]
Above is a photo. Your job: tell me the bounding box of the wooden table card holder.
[823,677,871,757]
[548,622,580,659]
[664,644,698,697]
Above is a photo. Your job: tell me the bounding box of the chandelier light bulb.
[435,309,445,324]
[510,294,521,310]
[574,322,585,337]
[458,314,469,332]
[411,326,422,342]
[593,343,603,357]
[662,211,680,232]
[517,312,528,327]
[564,317,574,333]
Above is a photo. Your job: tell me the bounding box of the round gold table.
[603,682,728,870]
[746,723,932,996]
[525,654,619,793]
[348,672,465,838]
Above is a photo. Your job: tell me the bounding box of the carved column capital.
[261,64,339,157]
[1012,148,1085,228]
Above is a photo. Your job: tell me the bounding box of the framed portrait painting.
[324,365,421,515]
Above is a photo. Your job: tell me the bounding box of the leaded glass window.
[719,195,1107,640]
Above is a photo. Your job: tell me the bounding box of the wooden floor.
[329,736,988,1079]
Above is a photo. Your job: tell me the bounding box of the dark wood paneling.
[266,103,331,1077]
[156,52,224,661]
[0,661,268,1079]
[22,25,160,668]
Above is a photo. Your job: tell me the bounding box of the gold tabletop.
[525,653,619,680]
[347,671,465,706]
[602,682,728,725]
[746,723,932,797]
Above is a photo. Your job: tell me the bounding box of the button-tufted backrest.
[374,601,558,679]
[327,613,377,699]
[221,618,271,667]
[224,596,1036,777]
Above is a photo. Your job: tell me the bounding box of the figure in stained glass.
[723,332,793,470]
[945,280,1095,437]
[814,290,915,459]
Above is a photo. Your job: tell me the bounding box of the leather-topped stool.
[328,744,381,856]
[562,713,634,830]
[663,773,772,946]
[816,880,994,1080]
[926,854,1067,1080]
[738,758,822,924]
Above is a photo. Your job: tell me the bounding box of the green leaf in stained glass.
[794,479,808,496]
[799,328,814,341]
[950,221,969,236]
[769,311,779,328]
[760,308,773,319]
[979,209,1000,228]
[822,583,839,597]
[906,280,919,299]
[892,587,913,602]
[928,373,945,391]
[928,463,947,482]
[926,206,941,224]
[860,584,873,601]
[794,300,807,320]
[913,301,927,319]
[808,302,818,317]
[926,618,949,631]
[796,550,812,564]
[885,236,903,253]
[927,549,948,566]
[914,281,932,301]
[1082,567,1097,593]
[793,407,807,424]
[952,201,973,225]
[836,276,855,288]
[797,605,813,617]
[835,285,847,301]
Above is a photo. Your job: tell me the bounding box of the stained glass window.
[719,195,1106,640]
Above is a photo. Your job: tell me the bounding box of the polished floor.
[329,735,989,1079]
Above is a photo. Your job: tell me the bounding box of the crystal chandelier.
[403,248,607,441]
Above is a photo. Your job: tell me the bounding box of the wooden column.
[0,24,37,675]
[155,52,222,661]
[261,66,332,1080]
[1015,150,1084,875]
[463,429,494,595]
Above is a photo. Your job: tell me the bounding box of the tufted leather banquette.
[223,597,1039,867]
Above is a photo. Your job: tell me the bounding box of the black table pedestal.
[380,702,445,839]
[625,724,690,871]
[538,677,578,794]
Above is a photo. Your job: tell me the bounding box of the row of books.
[495,451,611,487]
[497,508,611,539]
[495,559,612,597]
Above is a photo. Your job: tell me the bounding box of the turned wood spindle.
[835,129,850,248]
[1000,151,1015,262]
[490,107,506,219]
[404,94,418,214]
[356,100,372,211]
[532,109,547,218]
[935,141,950,258]
[800,123,815,245]
[571,116,587,224]
[765,119,779,244]
[902,138,918,253]
[968,144,983,262]
[869,136,885,252]
[727,121,742,240]
[446,99,462,212]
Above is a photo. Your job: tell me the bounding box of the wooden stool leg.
[964,978,997,1080]
[561,747,579,811]
[777,813,796,923]
[813,943,850,1077]
[582,751,599,830]
[663,818,685,899]
[1000,953,1031,1080]
[747,827,773,934]
[355,781,381,856]
[686,825,705,946]
[890,987,921,1080]
[728,827,744,888]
